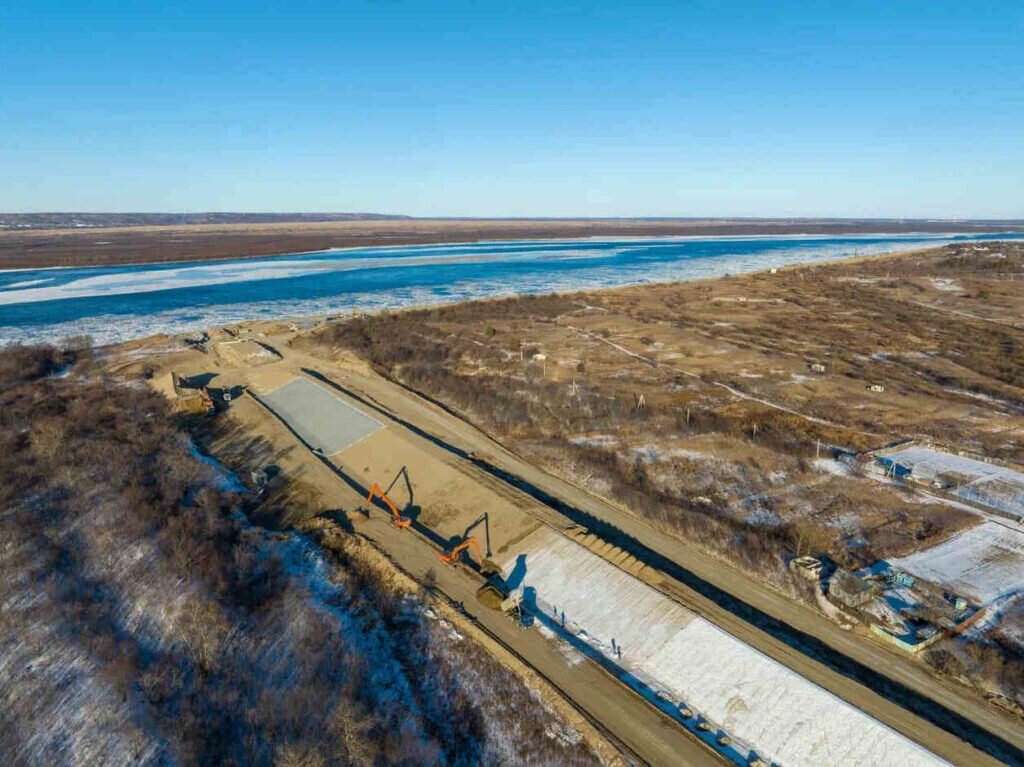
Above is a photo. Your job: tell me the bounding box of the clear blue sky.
[2,1,1022,217]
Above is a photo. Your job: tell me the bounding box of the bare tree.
[179,598,228,672]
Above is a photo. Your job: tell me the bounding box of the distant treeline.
[0,212,410,230]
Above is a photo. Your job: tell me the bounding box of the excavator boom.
[440,536,483,565]
[366,482,411,528]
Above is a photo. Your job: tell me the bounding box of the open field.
[3,216,1023,269]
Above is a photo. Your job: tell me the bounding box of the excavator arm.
[440,536,483,565]
[366,483,411,528]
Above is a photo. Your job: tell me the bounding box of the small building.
[829,568,877,610]
[789,556,823,581]
[153,371,213,414]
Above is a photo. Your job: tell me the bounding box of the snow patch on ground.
[888,522,1024,604]
[568,434,618,448]
[790,373,819,384]
[189,443,247,493]
[929,278,963,292]
[813,458,853,476]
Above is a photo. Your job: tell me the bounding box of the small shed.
[789,556,823,581]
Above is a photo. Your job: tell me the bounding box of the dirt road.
[304,360,1023,767]
[356,514,727,767]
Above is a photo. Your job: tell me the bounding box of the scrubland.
[0,343,602,766]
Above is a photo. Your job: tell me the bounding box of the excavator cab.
[439,536,500,575]
[366,483,411,528]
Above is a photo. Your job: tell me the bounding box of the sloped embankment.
[0,344,601,767]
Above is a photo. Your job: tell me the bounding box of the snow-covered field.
[884,447,1024,518]
[888,521,1024,604]
[503,530,949,767]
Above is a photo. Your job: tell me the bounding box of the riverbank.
[6,232,1024,347]
[4,216,1023,270]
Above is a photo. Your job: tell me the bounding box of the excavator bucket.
[475,574,509,609]
[479,558,502,577]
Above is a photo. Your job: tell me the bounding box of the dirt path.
[909,299,1024,330]
[355,515,726,767]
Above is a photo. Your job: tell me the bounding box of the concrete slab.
[260,377,383,456]
[502,529,950,767]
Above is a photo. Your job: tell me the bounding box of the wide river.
[2,232,1021,346]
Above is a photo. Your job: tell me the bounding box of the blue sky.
[2,1,1022,217]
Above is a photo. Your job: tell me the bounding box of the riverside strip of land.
[4,216,1024,269]
[93,240,1024,766]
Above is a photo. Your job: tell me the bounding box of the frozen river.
[2,232,1021,346]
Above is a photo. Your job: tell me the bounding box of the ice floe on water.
[3,233,1022,347]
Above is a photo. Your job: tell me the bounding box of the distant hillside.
[0,212,411,230]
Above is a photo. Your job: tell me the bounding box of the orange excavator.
[366,483,411,528]
[440,535,483,566]
[441,535,510,609]
[200,387,215,415]
[440,535,501,575]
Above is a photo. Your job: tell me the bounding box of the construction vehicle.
[439,535,511,609]
[366,483,411,528]
[200,387,215,415]
[439,536,501,573]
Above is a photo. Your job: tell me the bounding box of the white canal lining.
[502,530,949,767]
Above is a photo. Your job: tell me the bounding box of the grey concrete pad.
[261,377,382,455]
